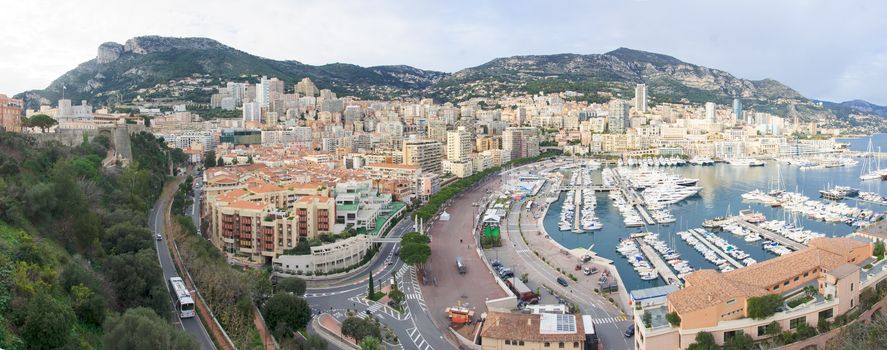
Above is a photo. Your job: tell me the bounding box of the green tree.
[25,114,58,133]
[747,294,782,319]
[103,307,198,350]
[21,292,76,350]
[204,150,217,168]
[102,249,167,316]
[687,331,717,350]
[217,156,225,166]
[723,331,754,350]
[304,333,328,350]
[277,276,307,296]
[666,311,681,327]
[401,232,430,245]
[368,271,375,299]
[875,240,885,258]
[341,316,381,343]
[104,222,153,255]
[262,293,311,339]
[399,242,431,266]
[360,336,382,350]
[765,320,782,336]
[71,283,107,326]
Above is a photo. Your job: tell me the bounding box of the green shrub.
[747,294,782,319]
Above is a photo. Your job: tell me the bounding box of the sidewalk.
[421,177,508,344]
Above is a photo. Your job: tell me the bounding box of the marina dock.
[634,204,657,225]
[572,188,582,231]
[637,239,682,285]
[733,219,807,251]
[687,229,744,268]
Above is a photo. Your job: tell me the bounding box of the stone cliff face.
[445,48,803,101]
[122,36,227,55]
[96,42,124,64]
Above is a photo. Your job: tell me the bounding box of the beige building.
[503,127,540,160]
[635,237,875,350]
[272,234,373,274]
[481,312,587,350]
[402,138,442,174]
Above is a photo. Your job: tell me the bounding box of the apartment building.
[481,312,587,350]
[402,137,443,174]
[635,237,874,350]
[503,127,540,160]
[0,94,23,132]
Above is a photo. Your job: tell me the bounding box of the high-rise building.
[256,76,284,108]
[446,126,472,162]
[502,127,540,160]
[427,120,448,144]
[295,77,319,96]
[402,137,442,174]
[0,94,23,132]
[242,102,261,123]
[705,102,717,122]
[634,83,648,113]
[733,99,743,123]
[607,100,630,134]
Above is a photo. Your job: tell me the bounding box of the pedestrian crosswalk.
[590,315,629,324]
[406,327,434,350]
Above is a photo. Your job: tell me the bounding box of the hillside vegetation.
[0,130,191,349]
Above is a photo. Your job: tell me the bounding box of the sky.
[2,0,886,105]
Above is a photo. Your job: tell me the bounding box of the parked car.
[583,267,599,275]
[624,324,635,337]
[491,260,502,268]
[557,277,569,287]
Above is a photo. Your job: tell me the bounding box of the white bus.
[169,277,196,318]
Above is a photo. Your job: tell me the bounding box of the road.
[304,217,452,350]
[150,178,216,350]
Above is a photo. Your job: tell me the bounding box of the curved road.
[304,217,453,350]
[150,178,216,350]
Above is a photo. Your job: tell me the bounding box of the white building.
[635,83,648,113]
[705,102,716,122]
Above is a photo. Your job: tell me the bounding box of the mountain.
[16,36,446,109]
[817,99,887,118]
[14,36,868,127]
[432,48,804,104]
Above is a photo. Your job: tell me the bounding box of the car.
[155,234,163,241]
[582,267,599,276]
[491,260,503,268]
[624,324,635,337]
[557,277,569,287]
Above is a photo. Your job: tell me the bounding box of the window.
[851,299,854,308]
[559,342,565,348]
[774,284,780,290]
[724,330,736,342]
[506,340,511,345]
[727,298,736,305]
[794,276,799,282]
[819,308,834,320]
[757,325,767,337]
[573,342,579,348]
[804,272,809,277]
[851,283,854,292]
[790,316,806,329]
[784,281,789,286]
[544,342,550,347]
[519,341,525,346]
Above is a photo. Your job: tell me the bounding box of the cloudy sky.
[2,0,886,104]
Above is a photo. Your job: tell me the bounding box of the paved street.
[421,176,509,344]
[304,216,451,350]
[151,177,216,350]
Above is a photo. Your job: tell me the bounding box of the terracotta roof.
[668,237,871,315]
[297,195,333,204]
[247,183,285,194]
[366,162,418,170]
[808,237,869,256]
[227,200,268,211]
[481,312,585,343]
[216,189,249,202]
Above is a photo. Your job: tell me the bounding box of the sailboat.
[859,139,885,181]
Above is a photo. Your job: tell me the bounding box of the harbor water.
[543,133,887,291]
